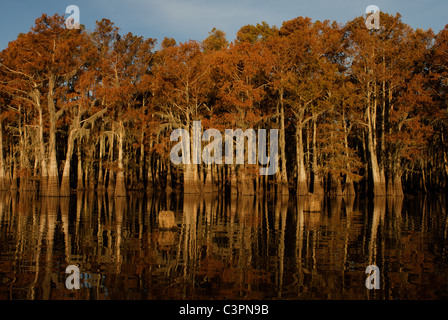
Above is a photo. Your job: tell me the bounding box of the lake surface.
[0,191,447,300]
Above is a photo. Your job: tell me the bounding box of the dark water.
[0,191,447,300]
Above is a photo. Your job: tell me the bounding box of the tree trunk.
[278,94,289,196]
[342,105,356,197]
[229,164,238,196]
[137,132,145,190]
[60,130,75,197]
[115,122,127,197]
[76,144,84,191]
[184,164,201,194]
[203,164,213,193]
[147,160,153,191]
[240,167,254,196]
[0,122,6,190]
[166,161,173,193]
[97,133,105,192]
[312,120,324,196]
[154,158,161,189]
[330,174,343,196]
[107,132,115,194]
[370,151,386,197]
[107,169,115,194]
[391,172,404,197]
[37,105,48,197]
[344,176,356,196]
[46,74,59,197]
[11,159,18,191]
[296,122,308,196]
[367,96,386,197]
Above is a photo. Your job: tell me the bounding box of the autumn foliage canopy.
[0,12,447,197]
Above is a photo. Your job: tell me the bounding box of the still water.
[0,191,447,300]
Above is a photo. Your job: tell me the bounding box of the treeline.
[0,12,447,198]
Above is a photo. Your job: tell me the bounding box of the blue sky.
[0,0,446,50]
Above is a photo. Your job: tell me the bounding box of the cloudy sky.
[0,0,446,50]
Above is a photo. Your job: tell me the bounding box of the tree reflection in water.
[0,191,447,300]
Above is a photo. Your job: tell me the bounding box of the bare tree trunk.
[212,164,219,193]
[97,133,105,192]
[154,158,161,189]
[184,164,201,194]
[76,144,84,191]
[107,133,115,195]
[114,122,126,197]
[443,137,448,192]
[342,105,356,196]
[296,122,308,196]
[84,165,91,191]
[330,174,343,196]
[312,119,324,196]
[107,169,115,194]
[11,158,18,191]
[240,167,254,196]
[278,96,289,196]
[369,143,386,197]
[367,91,386,197]
[230,164,238,196]
[166,161,173,193]
[393,172,404,197]
[60,130,75,197]
[137,131,145,190]
[38,105,48,197]
[344,175,356,197]
[46,74,59,197]
[147,160,153,191]
[0,122,6,190]
[203,164,213,193]
[183,122,202,194]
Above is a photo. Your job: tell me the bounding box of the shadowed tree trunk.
[230,164,238,196]
[330,174,343,196]
[166,161,173,193]
[240,168,254,196]
[107,133,115,195]
[391,172,404,197]
[137,132,145,191]
[97,133,105,192]
[203,164,213,193]
[278,95,289,196]
[0,122,6,190]
[344,176,356,197]
[11,159,18,191]
[342,105,356,197]
[76,144,84,191]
